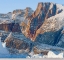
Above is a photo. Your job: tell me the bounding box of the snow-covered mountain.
[0,2,64,58]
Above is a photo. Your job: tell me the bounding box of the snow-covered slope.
[11,8,33,24]
[0,37,9,54]
[0,7,33,24]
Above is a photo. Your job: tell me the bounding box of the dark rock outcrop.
[12,23,21,32]
[35,28,62,45]
[56,28,64,48]
[1,35,7,42]
[0,23,21,32]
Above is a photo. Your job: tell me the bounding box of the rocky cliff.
[21,2,64,42]
[0,2,64,50]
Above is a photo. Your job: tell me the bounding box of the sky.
[0,0,64,13]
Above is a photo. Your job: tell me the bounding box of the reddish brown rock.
[24,7,33,18]
[33,46,48,55]
[0,23,14,31]
[21,2,61,41]
[0,23,21,32]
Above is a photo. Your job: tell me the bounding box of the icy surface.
[0,37,29,58]
[0,37,9,54]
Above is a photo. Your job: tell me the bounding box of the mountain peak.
[21,2,64,41]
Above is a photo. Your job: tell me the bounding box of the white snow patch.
[47,51,63,58]
[27,50,64,58]
[2,42,6,48]
[0,37,9,54]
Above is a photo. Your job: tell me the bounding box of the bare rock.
[4,33,30,52]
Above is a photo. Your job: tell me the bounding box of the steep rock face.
[29,2,59,36]
[0,23,21,32]
[0,8,33,33]
[12,9,25,20]
[0,23,14,31]
[34,12,64,45]
[4,33,30,52]
[12,8,33,22]
[35,29,62,45]
[56,28,64,48]
[24,7,34,18]
[21,2,64,41]
[12,23,21,32]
